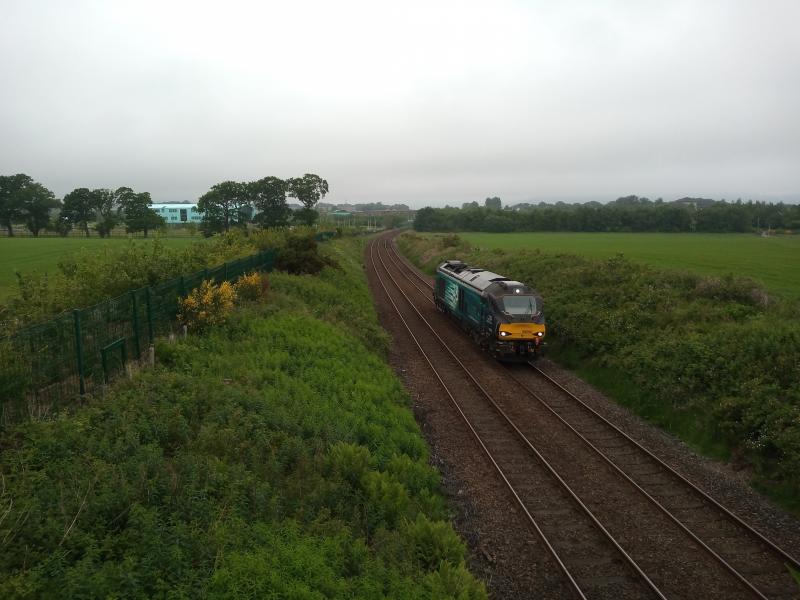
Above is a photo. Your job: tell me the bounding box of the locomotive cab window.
[501,295,538,316]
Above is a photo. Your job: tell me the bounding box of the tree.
[287,174,328,226]
[0,173,34,236]
[118,187,163,237]
[484,196,502,209]
[197,181,250,235]
[62,187,99,236]
[50,214,72,236]
[249,177,290,228]
[19,183,58,236]
[92,188,119,238]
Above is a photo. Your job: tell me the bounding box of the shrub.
[404,513,466,571]
[177,280,237,331]
[329,442,373,485]
[234,271,268,302]
[274,234,337,275]
[439,233,462,249]
[424,561,488,599]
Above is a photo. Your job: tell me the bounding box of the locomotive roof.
[437,260,530,295]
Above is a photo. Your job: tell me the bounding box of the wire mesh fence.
[1,249,275,425]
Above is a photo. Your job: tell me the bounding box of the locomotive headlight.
[537,332,543,337]
[499,331,510,337]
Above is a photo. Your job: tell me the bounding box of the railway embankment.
[0,236,486,598]
[397,232,800,513]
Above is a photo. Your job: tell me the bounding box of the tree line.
[0,174,159,237]
[414,195,800,233]
[0,173,328,237]
[197,173,328,235]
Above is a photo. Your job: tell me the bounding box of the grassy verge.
[398,232,800,513]
[0,236,486,599]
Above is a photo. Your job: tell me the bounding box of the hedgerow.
[399,232,800,509]
[0,236,485,598]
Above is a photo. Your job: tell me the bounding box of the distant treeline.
[0,173,329,238]
[319,201,411,212]
[414,196,800,233]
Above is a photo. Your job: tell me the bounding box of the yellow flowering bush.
[178,280,237,331]
[234,272,268,302]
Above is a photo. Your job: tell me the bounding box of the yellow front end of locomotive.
[497,323,546,340]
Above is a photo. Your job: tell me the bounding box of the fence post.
[131,290,141,359]
[73,309,86,395]
[204,267,209,281]
[179,276,186,297]
[145,287,154,344]
[223,261,228,282]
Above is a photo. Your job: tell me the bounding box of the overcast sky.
[1,1,799,207]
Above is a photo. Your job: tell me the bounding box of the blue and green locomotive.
[433,260,545,360]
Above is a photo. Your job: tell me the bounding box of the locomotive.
[434,260,545,360]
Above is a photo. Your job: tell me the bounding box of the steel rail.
[385,234,800,587]
[386,235,800,573]
[373,236,668,599]
[365,238,589,600]
[530,363,800,573]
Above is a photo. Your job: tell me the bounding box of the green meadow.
[458,232,800,300]
[0,237,196,302]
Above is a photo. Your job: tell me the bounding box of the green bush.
[274,233,337,275]
[404,514,466,571]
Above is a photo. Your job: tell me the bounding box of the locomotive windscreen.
[501,295,538,316]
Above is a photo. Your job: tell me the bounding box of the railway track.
[369,237,662,599]
[372,232,800,599]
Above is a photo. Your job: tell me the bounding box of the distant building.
[151,203,202,224]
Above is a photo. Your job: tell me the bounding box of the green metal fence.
[3,249,275,422]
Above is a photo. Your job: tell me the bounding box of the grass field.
[0,237,196,301]
[459,232,800,299]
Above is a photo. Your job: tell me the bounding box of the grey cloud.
[1,0,798,207]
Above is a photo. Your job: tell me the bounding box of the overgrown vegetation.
[177,272,268,331]
[0,236,485,598]
[399,232,800,511]
[1,228,330,328]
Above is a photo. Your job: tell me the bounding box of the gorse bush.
[399,232,800,508]
[0,236,485,598]
[233,271,268,301]
[177,279,237,331]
